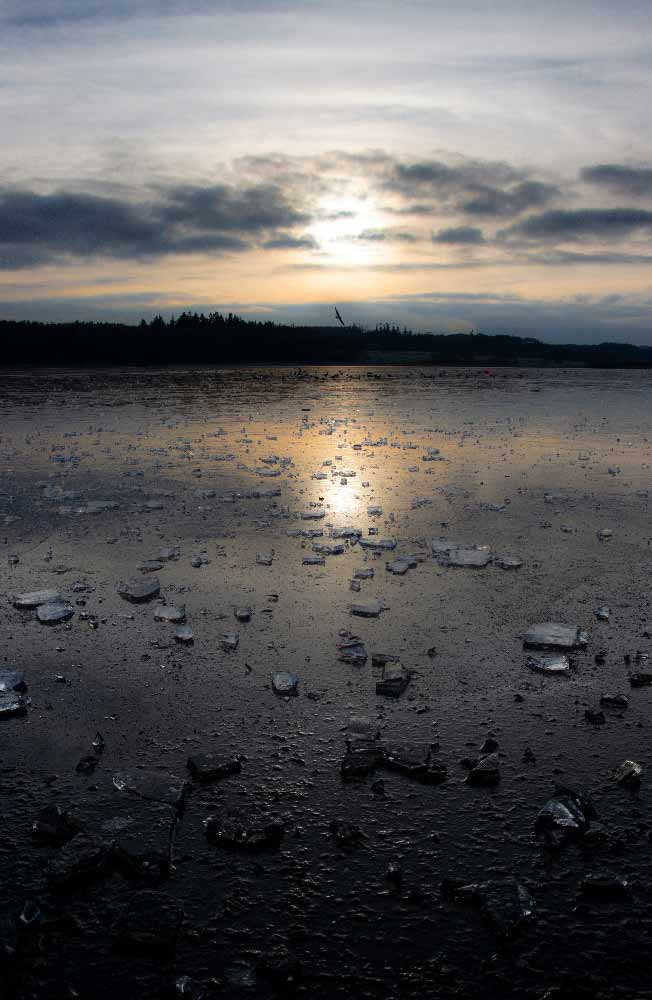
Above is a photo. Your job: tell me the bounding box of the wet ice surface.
[1,364,652,998]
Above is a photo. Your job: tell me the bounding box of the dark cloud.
[500,207,652,241]
[581,164,652,196]
[384,157,556,217]
[384,203,435,216]
[0,183,309,268]
[2,0,281,28]
[433,225,485,244]
[460,180,556,216]
[261,233,317,249]
[159,183,308,232]
[387,158,519,199]
[355,229,418,242]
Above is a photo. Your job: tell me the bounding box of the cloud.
[159,183,308,232]
[2,0,277,28]
[384,157,557,217]
[433,225,485,244]
[355,228,418,242]
[581,163,652,196]
[261,233,317,249]
[460,180,557,216]
[500,207,652,241]
[0,183,310,268]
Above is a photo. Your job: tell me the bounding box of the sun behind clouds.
[310,195,385,266]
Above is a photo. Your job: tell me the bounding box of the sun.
[310,195,384,266]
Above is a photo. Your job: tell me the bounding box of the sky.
[2,0,652,343]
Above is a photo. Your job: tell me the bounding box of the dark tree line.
[1,311,651,367]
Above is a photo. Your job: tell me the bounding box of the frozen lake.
[1,365,651,998]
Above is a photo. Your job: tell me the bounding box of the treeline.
[1,311,651,367]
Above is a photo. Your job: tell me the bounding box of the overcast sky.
[3,0,652,342]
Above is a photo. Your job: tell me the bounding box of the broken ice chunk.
[37,602,74,624]
[256,551,274,566]
[138,560,164,573]
[113,771,190,810]
[0,692,28,719]
[376,661,411,697]
[432,540,492,568]
[351,600,383,618]
[595,606,611,621]
[337,637,368,665]
[187,754,242,783]
[526,653,571,675]
[117,577,161,603]
[474,879,534,938]
[386,558,410,575]
[205,814,284,851]
[466,753,501,786]
[235,607,252,622]
[359,537,397,550]
[302,554,325,566]
[523,623,588,650]
[0,669,26,693]
[154,605,186,624]
[535,785,595,847]
[220,632,239,650]
[600,693,628,709]
[174,625,194,644]
[271,672,299,697]
[494,555,523,570]
[13,589,62,609]
[611,759,641,791]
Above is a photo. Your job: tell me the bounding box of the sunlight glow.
[311,195,384,266]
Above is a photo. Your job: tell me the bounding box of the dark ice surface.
[1,365,652,998]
